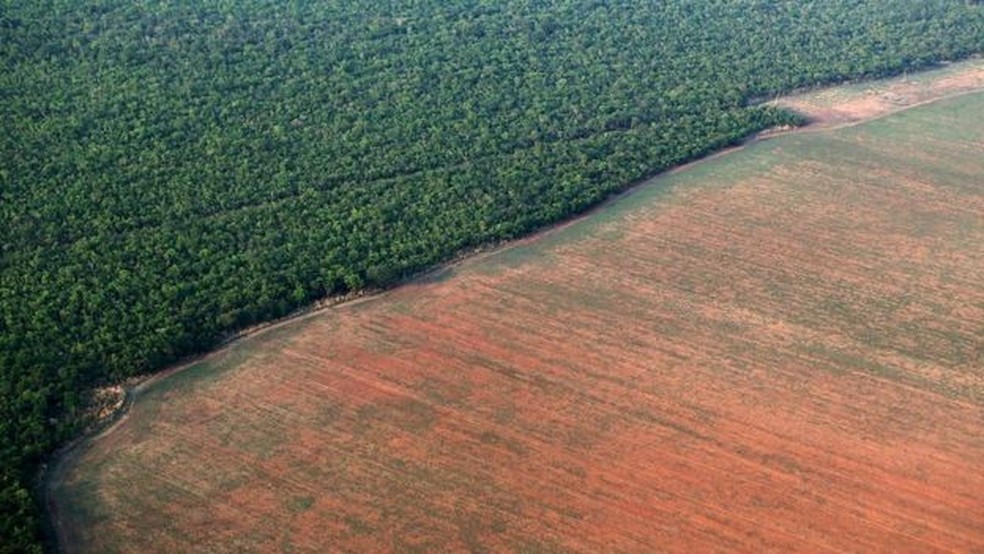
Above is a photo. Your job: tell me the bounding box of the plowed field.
[51,93,984,552]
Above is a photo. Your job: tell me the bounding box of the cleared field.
[770,57,984,128]
[51,93,984,552]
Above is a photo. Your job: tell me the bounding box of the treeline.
[2,1,983,550]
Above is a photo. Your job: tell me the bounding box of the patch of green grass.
[286,495,314,514]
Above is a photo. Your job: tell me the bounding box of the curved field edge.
[49,92,984,552]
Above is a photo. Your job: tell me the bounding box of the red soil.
[52,96,984,552]
[773,58,984,128]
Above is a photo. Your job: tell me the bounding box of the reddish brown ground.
[772,57,984,128]
[51,93,984,553]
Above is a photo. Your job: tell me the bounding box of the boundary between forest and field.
[42,56,984,554]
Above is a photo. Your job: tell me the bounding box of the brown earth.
[49,86,984,551]
[771,57,984,128]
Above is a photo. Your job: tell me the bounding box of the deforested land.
[50,88,984,552]
[3,2,984,550]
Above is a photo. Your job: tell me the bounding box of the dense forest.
[2,1,983,551]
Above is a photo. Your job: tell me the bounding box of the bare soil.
[771,57,984,128]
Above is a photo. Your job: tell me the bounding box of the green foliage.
[1,1,983,550]
[0,469,42,554]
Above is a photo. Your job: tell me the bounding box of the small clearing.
[771,57,984,128]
